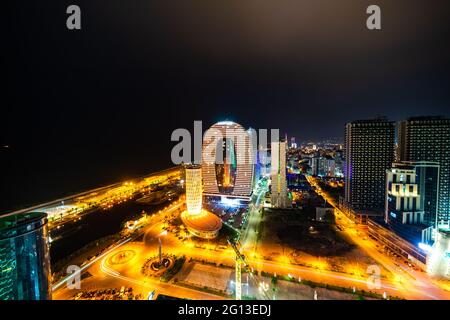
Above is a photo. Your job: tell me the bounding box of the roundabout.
[108,250,136,265]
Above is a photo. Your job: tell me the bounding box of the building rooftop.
[0,212,47,232]
[406,115,448,121]
[347,117,392,124]
[181,209,222,233]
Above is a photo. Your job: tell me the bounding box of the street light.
[259,281,269,292]
[158,230,168,237]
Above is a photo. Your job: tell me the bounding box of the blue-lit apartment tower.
[0,212,51,300]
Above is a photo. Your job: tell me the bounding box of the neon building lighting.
[181,165,222,239]
[185,165,202,215]
[202,121,254,200]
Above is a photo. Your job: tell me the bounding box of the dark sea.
[0,143,171,214]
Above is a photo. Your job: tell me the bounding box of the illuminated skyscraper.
[185,165,202,215]
[181,165,222,239]
[0,212,51,300]
[290,137,297,149]
[202,121,254,200]
[258,146,271,178]
[271,141,290,208]
[344,118,395,222]
[398,116,450,228]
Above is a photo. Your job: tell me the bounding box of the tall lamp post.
[157,230,167,266]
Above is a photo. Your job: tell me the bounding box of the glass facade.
[416,163,440,228]
[399,117,450,226]
[0,212,51,300]
[385,162,437,244]
[215,138,237,194]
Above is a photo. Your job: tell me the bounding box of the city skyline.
[3,1,450,213]
[2,113,450,301]
[3,0,450,305]
[1,115,448,213]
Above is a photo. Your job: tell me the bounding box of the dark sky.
[2,0,450,211]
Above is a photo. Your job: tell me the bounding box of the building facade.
[290,137,297,149]
[258,146,271,178]
[185,165,202,215]
[398,116,450,228]
[0,212,51,300]
[344,118,395,220]
[182,165,222,239]
[311,155,336,177]
[385,162,439,244]
[271,141,290,208]
[202,121,254,199]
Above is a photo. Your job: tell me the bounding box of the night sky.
[2,0,450,211]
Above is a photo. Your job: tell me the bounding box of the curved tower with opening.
[202,121,254,199]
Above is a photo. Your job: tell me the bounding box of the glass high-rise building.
[398,116,450,227]
[344,118,395,221]
[0,212,51,300]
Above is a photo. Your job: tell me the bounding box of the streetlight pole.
[158,237,162,264]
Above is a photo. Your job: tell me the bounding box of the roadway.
[3,167,180,229]
[52,200,227,300]
[53,192,406,300]
[53,174,450,300]
[240,177,268,253]
[306,175,450,299]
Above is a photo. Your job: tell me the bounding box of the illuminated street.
[2,164,429,301]
[4,1,450,308]
[49,175,446,300]
[31,167,180,230]
[240,177,269,253]
[306,175,450,300]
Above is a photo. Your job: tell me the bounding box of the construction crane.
[227,237,270,300]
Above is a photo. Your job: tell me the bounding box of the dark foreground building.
[398,116,450,227]
[343,118,395,222]
[0,212,51,300]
